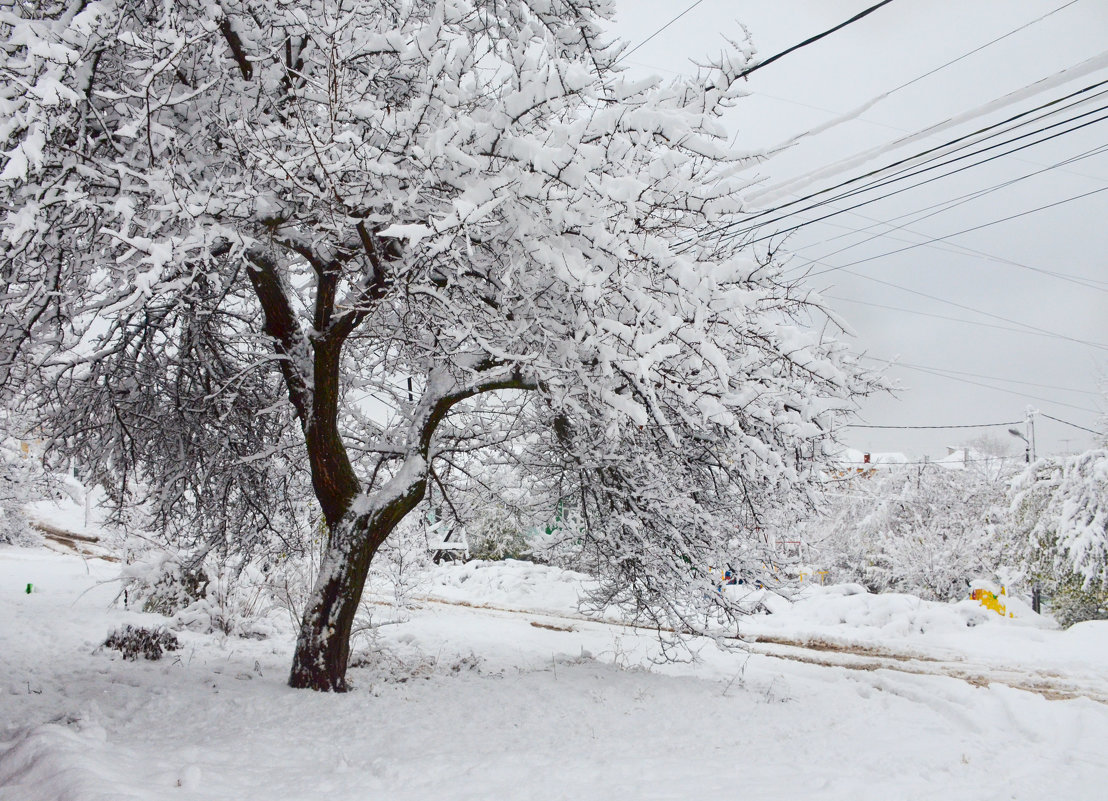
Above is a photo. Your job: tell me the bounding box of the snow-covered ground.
[2,546,1108,801]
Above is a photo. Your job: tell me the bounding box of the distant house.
[933,446,1016,480]
[828,448,909,479]
[936,447,975,469]
[826,446,1014,481]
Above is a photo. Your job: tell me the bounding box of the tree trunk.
[246,247,532,689]
[289,476,426,691]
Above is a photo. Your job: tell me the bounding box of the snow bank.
[760,586,998,637]
[0,722,128,801]
[416,558,591,613]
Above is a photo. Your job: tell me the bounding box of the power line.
[865,358,1103,415]
[847,412,1104,439]
[719,76,1108,236]
[834,456,1025,466]
[835,267,1108,353]
[759,105,1108,249]
[617,1,708,64]
[825,294,1087,344]
[745,48,1108,211]
[808,183,1108,278]
[734,0,897,80]
[860,356,1101,396]
[798,143,1108,257]
[716,84,1108,245]
[809,220,1108,295]
[793,98,1108,242]
[1038,412,1105,436]
[888,0,1081,95]
[620,0,898,77]
[758,0,1083,155]
[790,142,1108,292]
[823,86,1108,210]
[756,106,1108,250]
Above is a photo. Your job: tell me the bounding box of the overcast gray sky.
[607,0,1108,460]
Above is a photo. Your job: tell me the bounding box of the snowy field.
[3,546,1108,801]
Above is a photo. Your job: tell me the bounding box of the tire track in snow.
[370,593,1108,705]
[738,636,1108,705]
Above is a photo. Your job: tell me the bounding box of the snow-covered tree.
[1,1,877,690]
[810,463,1014,600]
[1010,446,1108,625]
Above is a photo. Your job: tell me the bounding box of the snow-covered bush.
[0,423,70,546]
[0,443,43,546]
[366,516,432,619]
[102,625,179,661]
[1042,573,1108,629]
[466,506,532,562]
[810,464,1015,601]
[1010,448,1108,626]
[527,521,589,571]
[122,551,210,617]
[264,535,327,631]
[122,546,284,638]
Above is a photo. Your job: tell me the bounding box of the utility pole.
[1026,406,1037,463]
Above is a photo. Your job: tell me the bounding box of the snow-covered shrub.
[810,463,1015,601]
[102,625,179,661]
[264,534,326,631]
[467,505,531,562]
[179,563,284,639]
[1010,448,1108,626]
[1044,574,1108,629]
[0,462,39,545]
[122,546,283,638]
[367,516,431,620]
[122,550,209,617]
[527,521,588,571]
[0,435,51,546]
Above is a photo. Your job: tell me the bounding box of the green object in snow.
[25,583,32,594]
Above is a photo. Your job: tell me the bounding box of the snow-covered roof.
[933,447,1015,470]
[833,448,910,467]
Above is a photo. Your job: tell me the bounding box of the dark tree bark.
[288,480,425,691]
[245,247,375,689]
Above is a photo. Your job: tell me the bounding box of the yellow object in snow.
[970,586,1014,618]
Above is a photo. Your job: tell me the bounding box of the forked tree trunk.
[247,248,435,691]
[289,477,426,691]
